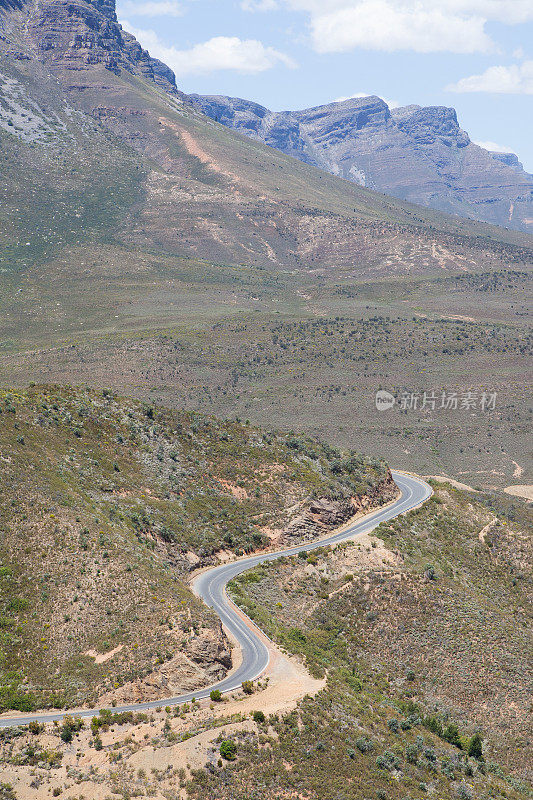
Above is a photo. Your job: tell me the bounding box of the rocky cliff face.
[490,151,526,171]
[281,471,399,545]
[190,93,533,233]
[0,0,181,94]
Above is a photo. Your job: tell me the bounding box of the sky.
[117,0,533,172]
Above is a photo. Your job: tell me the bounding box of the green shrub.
[210,690,222,702]
[401,714,421,731]
[423,715,443,737]
[241,680,254,695]
[405,744,419,764]
[376,751,401,771]
[220,739,237,760]
[467,732,483,760]
[28,721,44,735]
[6,598,29,612]
[442,723,462,748]
[60,715,83,743]
[252,710,265,724]
[355,737,373,753]
[60,727,72,743]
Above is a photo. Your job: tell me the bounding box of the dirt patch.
[159,118,243,186]
[427,475,477,491]
[504,484,533,501]
[83,644,124,664]
[218,479,249,500]
[478,518,497,543]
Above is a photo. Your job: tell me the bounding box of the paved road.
[0,470,431,728]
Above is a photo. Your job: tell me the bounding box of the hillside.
[0,385,392,712]
[1,0,531,284]
[0,0,531,488]
[190,93,533,234]
[1,480,529,800]
[210,481,532,795]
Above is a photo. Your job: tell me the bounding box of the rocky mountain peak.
[1,0,180,94]
[392,104,470,147]
[490,151,528,173]
[293,95,392,134]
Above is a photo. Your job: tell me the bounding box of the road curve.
[0,471,432,728]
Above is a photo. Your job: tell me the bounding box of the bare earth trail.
[0,471,432,729]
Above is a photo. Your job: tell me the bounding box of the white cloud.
[474,140,516,154]
[250,1,533,55]
[123,27,297,75]
[424,1,533,24]
[119,0,184,16]
[447,61,533,94]
[333,91,400,109]
[308,2,493,54]
[285,0,533,24]
[241,0,279,10]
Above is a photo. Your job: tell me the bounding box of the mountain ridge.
[190,92,533,233]
[0,0,531,492]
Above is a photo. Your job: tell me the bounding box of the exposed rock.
[187,623,233,672]
[391,104,470,147]
[490,151,525,172]
[2,0,181,95]
[281,471,399,544]
[190,93,533,233]
[98,622,232,705]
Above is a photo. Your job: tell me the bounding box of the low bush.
[220,739,237,761]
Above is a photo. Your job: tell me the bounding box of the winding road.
[0,471,432,728]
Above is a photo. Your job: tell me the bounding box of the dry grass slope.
[0,385,389,711]
[218,481,531,799]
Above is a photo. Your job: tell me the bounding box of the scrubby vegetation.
[9,307,530,489]
[0,384,388,711]
[187,482,533,799]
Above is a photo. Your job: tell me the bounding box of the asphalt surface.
[0,470,432,728]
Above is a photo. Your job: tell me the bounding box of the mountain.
[1,0,531,282]
[0,0,180,95]
[190,93,533,234]
[0,0,532,490]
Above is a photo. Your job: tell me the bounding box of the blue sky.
[118,0,533,171]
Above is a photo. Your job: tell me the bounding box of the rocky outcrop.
[490,152,525,172]
[281,471,399,544]
[187,622,233,673]
[99,622,232,705]
[391,104,470,147]
[190,93,533,233]
[3,0,181,95]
